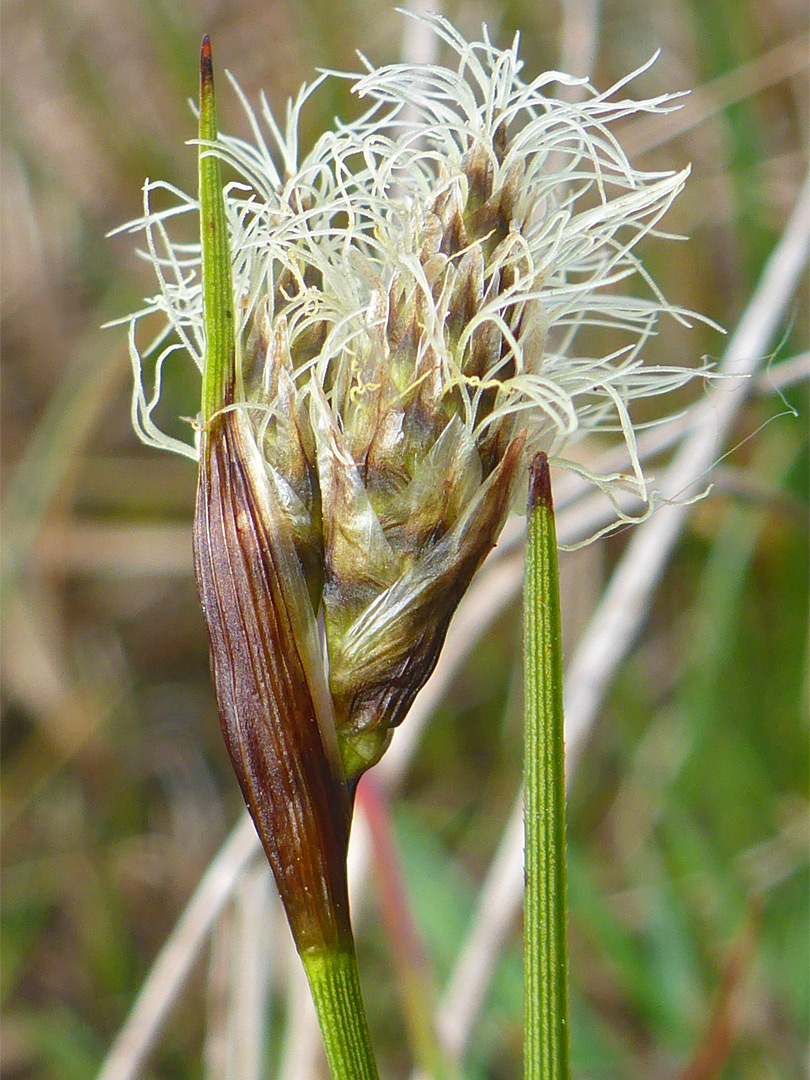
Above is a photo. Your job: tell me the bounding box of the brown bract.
[193,399,352,954]
[529,452,553,515]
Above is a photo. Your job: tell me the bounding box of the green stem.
[523,452,570,1080]
[301,947,380,1080]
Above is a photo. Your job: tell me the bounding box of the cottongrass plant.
[112,13,714,1078]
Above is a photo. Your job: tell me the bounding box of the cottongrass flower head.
[124,18,705,479]
[113,14,711,953]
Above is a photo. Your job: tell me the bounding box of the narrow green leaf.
[199,35,235,419]
[524,451,570,1080]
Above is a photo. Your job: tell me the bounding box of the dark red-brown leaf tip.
[201,35,213,90]
[528,451,553,514]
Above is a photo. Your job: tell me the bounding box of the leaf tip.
[201,34,213,94]
[528,451,553,514]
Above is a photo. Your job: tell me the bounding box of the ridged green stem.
[523,452,570,1080]
[301,948,380,1080]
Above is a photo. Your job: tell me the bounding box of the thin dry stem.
[558,0,602,82]
[229,865,275,1080]
[96,813,260,1080]
[620,36,809,158]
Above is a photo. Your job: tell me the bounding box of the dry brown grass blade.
[620,36,810,158]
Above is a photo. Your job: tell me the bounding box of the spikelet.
[116,15,711,787]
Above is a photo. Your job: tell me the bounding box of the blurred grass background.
[1,1,807,1078]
